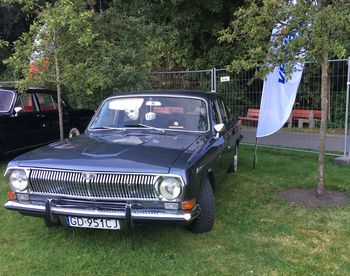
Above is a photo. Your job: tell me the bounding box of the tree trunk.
[53,32,64,141]
[316,53,329,196]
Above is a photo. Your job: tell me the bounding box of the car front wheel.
[187,177,215,233]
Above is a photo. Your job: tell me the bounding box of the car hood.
[14,132,199,174]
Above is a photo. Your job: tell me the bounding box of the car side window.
[36,93,57,111]
[15,93,39,113]
[218,100,228,124]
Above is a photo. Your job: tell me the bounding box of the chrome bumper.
[4,200,200,222]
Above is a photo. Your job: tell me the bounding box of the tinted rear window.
[0,90,15,112]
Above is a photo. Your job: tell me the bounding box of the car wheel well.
[206,171,215,192]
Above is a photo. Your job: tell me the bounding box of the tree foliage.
[2,0,246,80]
[0,2,35,80]
[4,0,154,107]
[72,0,245,70]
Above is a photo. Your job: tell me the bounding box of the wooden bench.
[239,108,260,123]
[288,109,322,128]
[239,108,321,128]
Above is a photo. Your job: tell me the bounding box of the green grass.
[1,146,350,275]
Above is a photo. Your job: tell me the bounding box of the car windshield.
[90,96,209,132]
[0,90,15,112]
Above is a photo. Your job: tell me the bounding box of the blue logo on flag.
[278,33,297,84]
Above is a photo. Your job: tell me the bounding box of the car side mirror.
[14,107,22,116]
[214,123,225,139]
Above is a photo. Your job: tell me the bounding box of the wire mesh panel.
[216,60,349,155]
[151,70,212,92]
[215,68,263,123]
[149,59,349,155]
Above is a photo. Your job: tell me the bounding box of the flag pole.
[253,137,258,171]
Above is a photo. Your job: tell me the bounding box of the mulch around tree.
[278,188,350,208]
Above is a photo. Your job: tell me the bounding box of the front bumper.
[4,197,201,225]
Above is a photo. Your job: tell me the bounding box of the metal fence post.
[211,68,215,92]
[345,57,350,157]
[213,68,217,93]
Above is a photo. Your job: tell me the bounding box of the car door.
[34,91,61,142]
[216,98,235,171]
[207,99,227,183]
[3,92,46,152]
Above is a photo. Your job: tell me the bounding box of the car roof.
[1,88,221,101]
[0,87,54,94]
[112,90,220,101]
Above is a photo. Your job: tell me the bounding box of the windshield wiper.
[123,123,165,133]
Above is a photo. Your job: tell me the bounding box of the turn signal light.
[182,199,196,210]
[7,191,16,201]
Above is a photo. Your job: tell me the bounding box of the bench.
[239,108,260,123]
[288,109,322,128]
[239,108,322,128]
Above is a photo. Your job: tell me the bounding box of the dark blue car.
[4,91,242,233]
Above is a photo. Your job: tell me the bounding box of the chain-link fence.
[151,69,213,92]
[151,59,350,157]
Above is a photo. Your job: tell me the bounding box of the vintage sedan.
[0,87,94,157]
[4,91,242,233]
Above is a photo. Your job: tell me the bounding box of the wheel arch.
[206,169,216,193]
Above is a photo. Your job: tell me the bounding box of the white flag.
[256,29,304,138]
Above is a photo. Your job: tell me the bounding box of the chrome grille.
[28,169,159,200]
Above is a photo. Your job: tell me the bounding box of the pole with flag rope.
[253,138,258,171]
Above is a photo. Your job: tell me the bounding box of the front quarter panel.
[170,133,223,200]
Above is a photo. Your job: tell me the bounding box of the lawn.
[0,146,349,275]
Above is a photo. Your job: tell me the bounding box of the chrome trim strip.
[7,166,183,178]
[4,201,197,221]
[28,170,160,200]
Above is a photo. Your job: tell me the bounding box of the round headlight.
[9,169,28,191]
[159,177,182,200]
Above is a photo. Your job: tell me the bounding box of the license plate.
[67,216,120,230]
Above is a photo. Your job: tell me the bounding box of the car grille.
[28,169,159,200]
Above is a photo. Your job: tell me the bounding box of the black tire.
[68,127,80,138]
[188,177,215,233]
[228,146,238,173]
